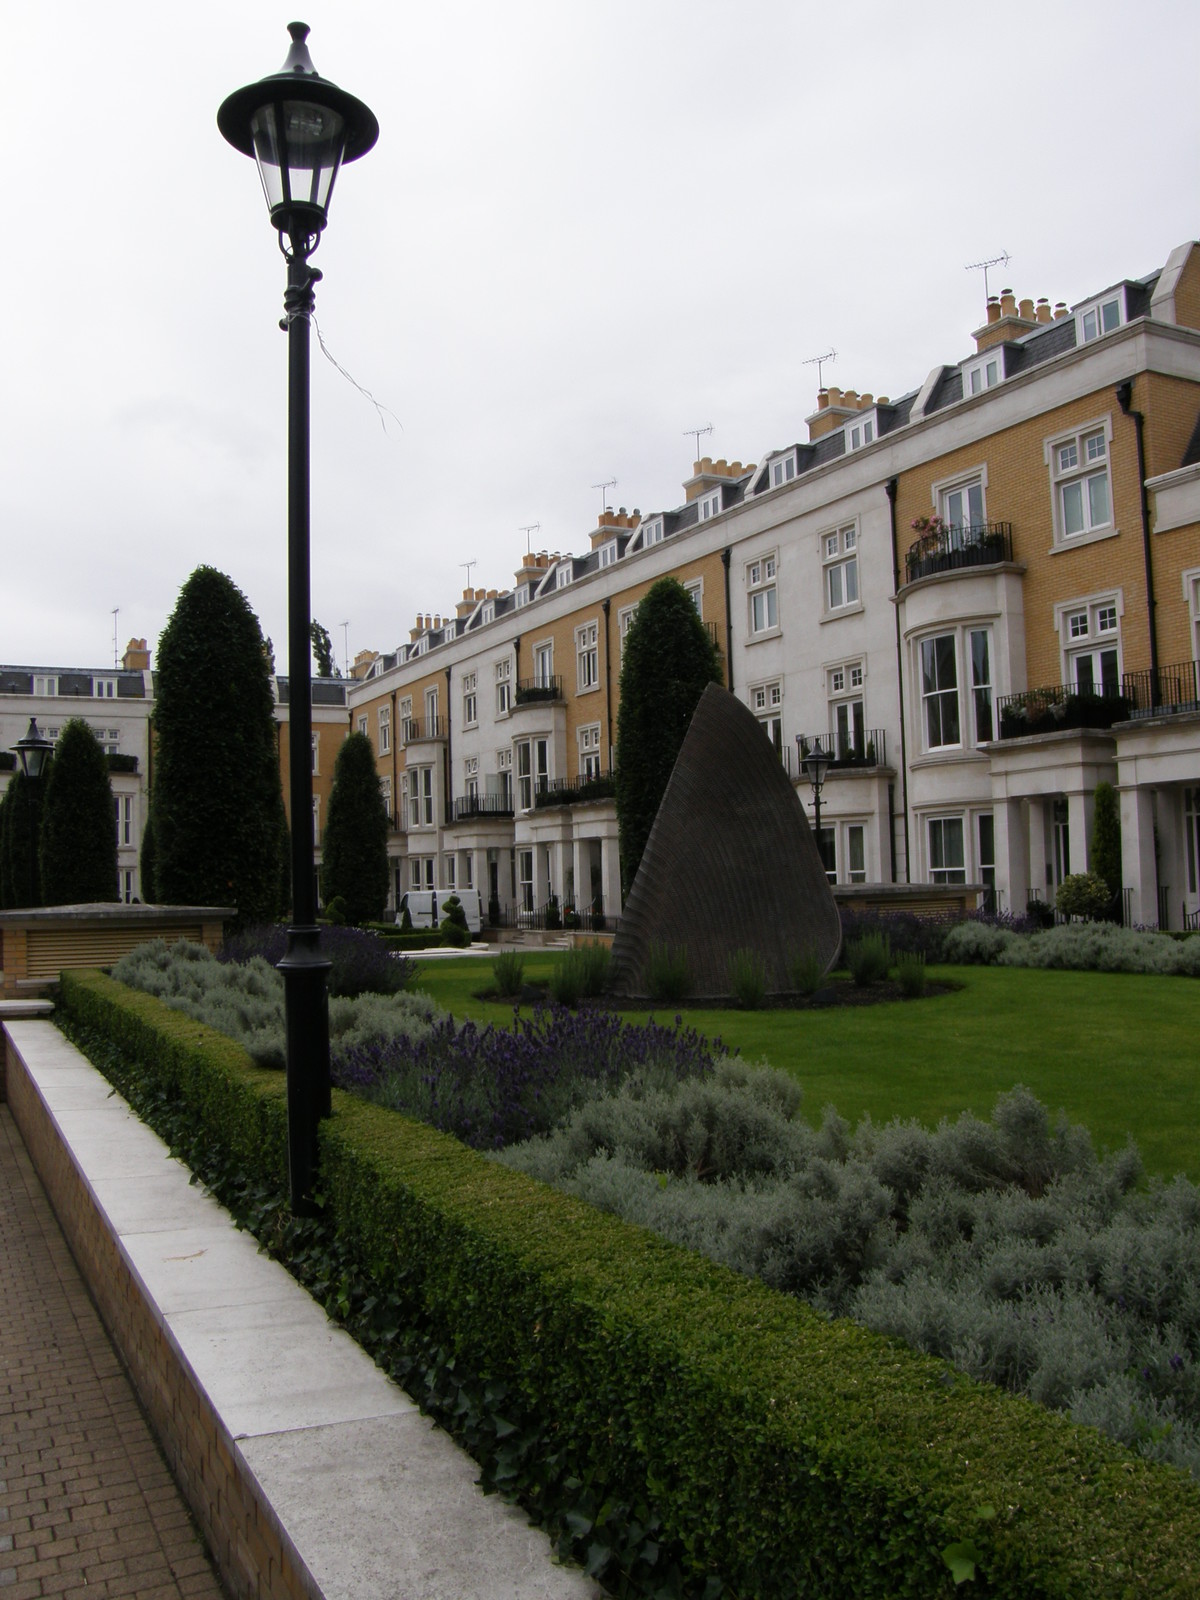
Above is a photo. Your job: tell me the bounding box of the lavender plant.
[334,1005,728,1149]
[219,922,417,996]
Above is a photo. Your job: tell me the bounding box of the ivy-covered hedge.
[56,969,1200,1599]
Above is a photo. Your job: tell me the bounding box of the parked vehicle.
[398,888,482,934]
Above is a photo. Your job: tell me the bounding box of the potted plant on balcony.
[910,512,947,555]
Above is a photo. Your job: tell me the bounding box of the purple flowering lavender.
[333,1004,729,1149]
[220,924,415,998]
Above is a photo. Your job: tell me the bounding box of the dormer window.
[599,541,618,568]
[845,413,876,451]
[1079,292,1123,343]
[514,584,530,609]
[34,675,58,697]
[556,564,572,589]
[964,354,1002,397]
[641,517,664,547]
[481,600,495,624]
[769,451,797,488]
[698,489,722,521]
[93,677,117,698]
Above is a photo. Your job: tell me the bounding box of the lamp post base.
[278,923,332,1214]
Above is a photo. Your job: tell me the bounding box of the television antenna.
[591,479,617,514]
[340,621,350,678]
[518,522,541,555]
[111,607,119,668]
[965,252,1011,303]
[460,558,477,590]
[683,423,713,462]
[802,349,837,389]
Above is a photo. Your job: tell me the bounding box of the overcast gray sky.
[8,0,1199,675]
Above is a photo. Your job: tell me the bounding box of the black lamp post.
[13,717,54,907]
[798,735,832,874]
[218,23,378,1213]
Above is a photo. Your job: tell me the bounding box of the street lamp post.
[13,717,54,907]
[219,23,378,1212]
[797,735,832,875]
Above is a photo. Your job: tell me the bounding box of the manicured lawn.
[412,956,1199,1182]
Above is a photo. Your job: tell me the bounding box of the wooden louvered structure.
[0,905,233,994]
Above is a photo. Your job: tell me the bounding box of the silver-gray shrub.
[996,921,1200,975]
[111,938,442,1071]
[501,1077,1200,1476]
[941,920,1017,965]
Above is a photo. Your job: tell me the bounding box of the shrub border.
[58,969,1200,1599]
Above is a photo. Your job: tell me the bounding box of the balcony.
[533,771,617,808]
[1122,660,1200,717]
[904,521,1013,585]
[445,794,515,824]
[795,729,887,770]
[995,682,1136,740]
[401,716,445,744]
[514,675,563,705]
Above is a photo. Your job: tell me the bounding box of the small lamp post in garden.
[218,23,378,1212]
[13,717,54,907]
[798,735,832,879]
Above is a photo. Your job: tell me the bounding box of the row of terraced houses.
[5,236,1200,929]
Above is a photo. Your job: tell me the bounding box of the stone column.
[1122,785,1158,927]
[993,798,1028,917]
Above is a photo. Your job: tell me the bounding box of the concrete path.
[0,1102,228,1600]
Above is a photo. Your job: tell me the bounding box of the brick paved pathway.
[0,1106,229,1600]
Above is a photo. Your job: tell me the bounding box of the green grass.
[412,956,1199,1182]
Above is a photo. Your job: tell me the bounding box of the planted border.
[57,970,1200,1599]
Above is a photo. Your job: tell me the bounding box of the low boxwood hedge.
[57,969,1200,1599]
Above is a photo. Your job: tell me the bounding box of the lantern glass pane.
[250,100,347,222]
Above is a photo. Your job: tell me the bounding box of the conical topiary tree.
[39,719,118,905]
[153,566,286,926]
[2,769,44,908]
[320,731,388,924]
[615,577,723,897]
[1090,781,1122,903]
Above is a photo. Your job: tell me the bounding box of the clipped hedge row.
[57,970,1200,1600]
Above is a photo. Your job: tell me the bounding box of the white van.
[397,888,482,934]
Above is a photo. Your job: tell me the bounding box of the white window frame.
[931,464,989,537]
[640,517,664,547]
[578,722,602,779]
[1185,568,1200,660]
[751,680,783,751]
[747,553,779,638]
[769,451,798,489]
[698,489,722,522]
[533,639,554,689]
[844,412,877,451]
[481,600,495,625]
[514,585,530,609]
[311,733,320,774]
[494,659,512,716]
[556,563,573,589]
[576,620,599,693]
[1077,291,1124,345]
[424,685,439,732]
[1045,416,1115,548]
[927,814,967,885]
[357,714,368,738]
[34,675,58,697]
[683,577,703,614]
[94,677,117,698]
[963,354,1002,397]
[113,794,134,848]
[822,523,860,615]
[599,542,618,568]
[409,764,434,829]
[828,659,866,758]
[380,775,392,819]
[462,671,478,728]
[1055,592,1124,695]
[918,632,962,752]
[496,747,513,810]
[378,704,391,754]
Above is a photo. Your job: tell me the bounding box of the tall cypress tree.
[321,731,388,924]
[39,720,118,904]
[615,577,722,897]
[2,770,43,909]
[154,566,286,926]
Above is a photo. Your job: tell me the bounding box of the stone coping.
[3,1019,599,1600]
[0,903,235,926]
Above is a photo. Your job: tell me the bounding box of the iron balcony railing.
[796,729,887,770]
[445,793,515,823]
[1122,660,1200,716]
[904,520,1014,585]
[996,681,1136,739]
[401,715,446,744]
[514,675,563,705]
[533,770,617,807]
